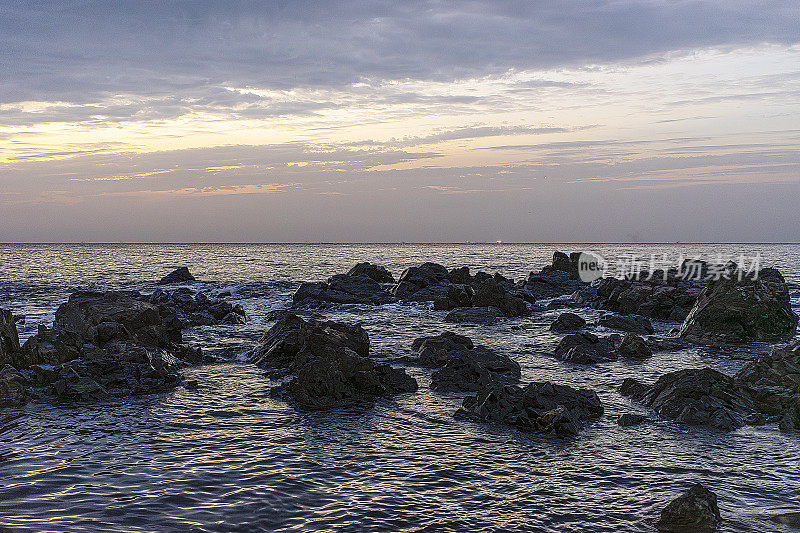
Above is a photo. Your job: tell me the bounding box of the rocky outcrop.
[736,339,800,431]
[593,276,701,322]
[2,291,206,404]
[618,333,652,359]
[518,252,587,299]
[550,312,586,332]
[390,264,531,317]
[0,364,26,407]
[391,262,450,299]
[619,368,767,430]
[679,267,798,345]
[598,313,654,334]
[250,313,417,410]
[408,332,520,392]
[656,483,721,532]
[0,309,20,360]
[553,332,619,364]
[149,288,247,327]
[293,274,395,306]
[455,381,603,436]
[347,262,395,283]
[158,266,196,285]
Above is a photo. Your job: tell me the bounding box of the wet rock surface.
[149,288,247,327]
[158,266,196,285]
[598,313,654,334]
[294,274,396,306]
[455,381,603,436]
[680,267,798,345]
[618,333,652,359]
[593,276,701,322]
[444,306,504,324]
[0,291,208,403]
[553,332,620,364]
[620,368,767,430]
[250,313,417,410]
[656,483,721,532]
[549,312,586,332]
[407,332,520,392]
[347,262,395,283]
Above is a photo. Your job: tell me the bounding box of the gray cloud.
[2,1,799,104]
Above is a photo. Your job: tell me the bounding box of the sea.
[1,243,799,532]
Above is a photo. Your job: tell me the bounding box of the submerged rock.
[656,483,721,532]
[617,413,647,427]
[680,266,798,345]
[444,306,503,324]
[553,332,619,364]
[408,332,520,392]
[549,312,586,332]
[251,313,417,410]
[455,381,603,436]
[158,266,196,285]
[598,313,654,334]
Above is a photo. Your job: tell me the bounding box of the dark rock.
[617,413,647,426]
[471,279,530,317]
[522,270,585,299]
[158,266,196,285]
[149,288,247,327]
[623,368,766,430]
[410,331,474,366]
[409,332,520,392]
[0,309,20,361]
[347,262,395,283]
[656,483,721,532]
[433,284,474,311]
[294,274,395,306]
[0,364,26,407]
[455,381,603,436]
[554,332,619,364]
[448,266,472,284]
[770,512,800,528]
[549,312,586,332]
[593,276,701,321]
[251,313,416,410]
[4,291,210,403]
[619,378,648,399]
[680,266,798,344]
[392,263,449,298]
[183,379,199,389]
[598,313,654,334]
[618,333,652,359]
[736,340,800,432]
[250,313,369,371]
[444,307,503,324]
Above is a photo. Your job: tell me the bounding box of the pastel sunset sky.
[1,1,799,242]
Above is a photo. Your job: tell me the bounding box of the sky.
[1,1,799,242]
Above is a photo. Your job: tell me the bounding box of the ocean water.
[1,243,799,532]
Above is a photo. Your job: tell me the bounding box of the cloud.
[2,1,799,104]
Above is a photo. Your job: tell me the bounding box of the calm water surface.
[1,244,799,532]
